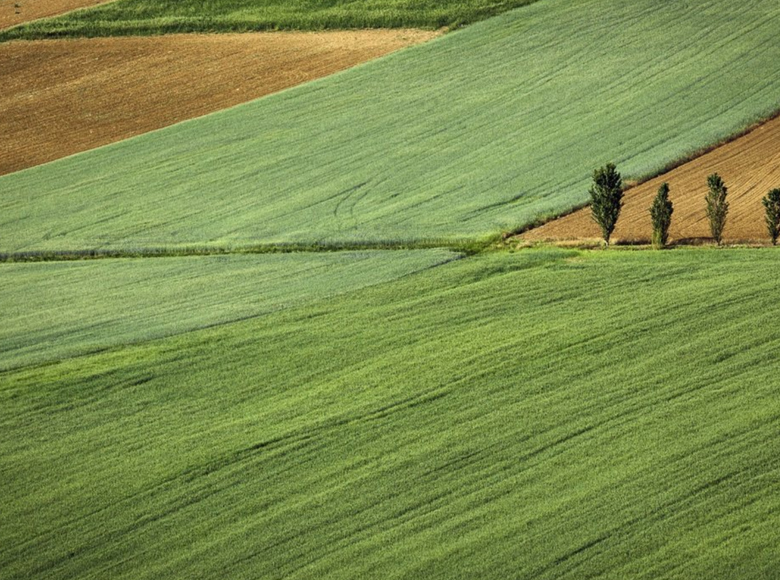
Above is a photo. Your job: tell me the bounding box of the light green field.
[2,248,779,579]
[0,250,455,371]
[0,0,539,38]
[3,0,780,252]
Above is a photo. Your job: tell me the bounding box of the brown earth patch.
[0,30,439,175]
[522,115,780,245]
[0,0,110,30]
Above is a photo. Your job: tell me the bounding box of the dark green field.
[0,0,538,38]
[2,248,779,579]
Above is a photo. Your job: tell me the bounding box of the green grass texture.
[0,0,539,38]
[2,0,780,252]
[0,249,455,371]
[2,248,779,579]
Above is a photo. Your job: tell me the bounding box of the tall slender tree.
[589,163,623,246]
[649,182,674,248]
[705,173,729,245]
[762,188,780,245]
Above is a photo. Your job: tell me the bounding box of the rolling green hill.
[3,248,779,579]
[5,0,780,576]
[0,249,455,371]
[3,0,780,252]
[0,0,539,38]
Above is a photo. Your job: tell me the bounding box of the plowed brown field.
[0,0,108,29]
[523,115,780,244]
[0,30,438,175]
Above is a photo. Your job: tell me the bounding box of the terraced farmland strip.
[0,0,538,38]
[523,115,780,244]
[2,249,780,578]
[0,0,108,30]
[0,249,455,371]
[3,0,780,252]
[0,30,438,176]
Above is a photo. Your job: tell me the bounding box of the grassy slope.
[2,248,780,579]
[3,0,780,252]
[0,0,539,37]
[0,250,455,371]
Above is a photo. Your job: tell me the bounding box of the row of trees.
[589,164,780,247]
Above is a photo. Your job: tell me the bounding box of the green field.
[4,0,780,575]
[0,0,539,38]
[3,248,779,579]
[3,0,780,253]
[0,250,455,371]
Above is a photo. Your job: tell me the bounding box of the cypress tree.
[649,182,673,248]
[705,173,729,245]
[762,188,780,245]
[589,163,623,246]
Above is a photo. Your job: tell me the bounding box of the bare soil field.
[523,115,780,244]
[0,30,438,175]
[0,0,108,29]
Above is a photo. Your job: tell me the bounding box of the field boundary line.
[512,107,780,240]
[0,239,493,263]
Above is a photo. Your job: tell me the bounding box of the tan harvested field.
[0,0,108,29]
[0,30,438,175]
[523,116,780,244]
